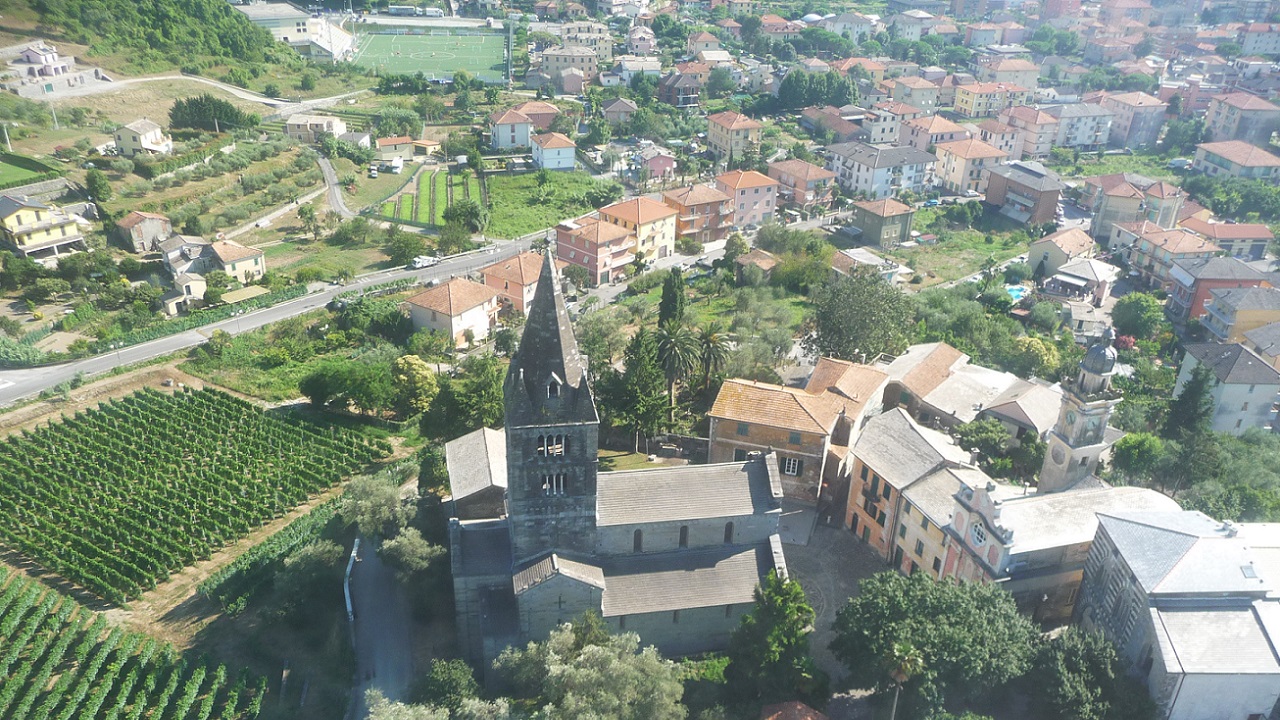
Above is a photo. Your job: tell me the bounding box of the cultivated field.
[0,388,389,603]
[0,567,265,720]
[352,30,507,82]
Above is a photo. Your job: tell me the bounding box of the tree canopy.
[803,270,914,361]
[726,571,827,708]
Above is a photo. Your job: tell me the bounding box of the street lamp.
[109,342,122,367]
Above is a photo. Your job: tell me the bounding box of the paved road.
[0,242,527,407]
[346,539,415,720]
[41,73,369,118]
[319,158,357,219]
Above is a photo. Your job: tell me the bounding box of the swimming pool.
[1006,285,1029,301]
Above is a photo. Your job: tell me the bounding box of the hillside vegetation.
[31,0,285,70]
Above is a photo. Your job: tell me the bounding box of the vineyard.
[376,166,484,227]
[0,567,265,720]
[0,388,390,604]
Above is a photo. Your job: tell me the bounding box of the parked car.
[923,198,940,207]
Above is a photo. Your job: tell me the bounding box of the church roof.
[600,541,779,616]
[451,519,514,577]
[513,553,607,594]
[597,454,782,526]
[505,252,597,427]
[445,427,508,501]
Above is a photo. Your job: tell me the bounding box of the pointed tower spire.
[504,251,597,428]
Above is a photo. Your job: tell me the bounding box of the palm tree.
[655,320,700,422]
[697,323,732,391]
[886,642,925,720]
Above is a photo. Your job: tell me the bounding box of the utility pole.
[1,124,10,153]
[50,105,59,130]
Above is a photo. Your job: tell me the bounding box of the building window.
[860,465,869,481]
[537,435,567,457]
[898,524,907,539]
[780,457,803,476]
[679,525,689,548]
[788,431,802,445]
[1243,402,1250,411]
[619,615,626,630]
[733,449,747,462]
[882,481,891,499]
[870,475,880,495]
[548,381,560,398]
[932,557,942,573]
[541,474,567,496]
[915,539,924,556]
[634,529,643,552]
[725,604,733,618]
[920,515,929,530]
[736,422,749,436]
[877,509,887,526]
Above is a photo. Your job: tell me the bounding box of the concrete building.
[887,76,941,112]
[999,105,1060,159]
[540,46,599,83]
[1078,511,1280,720]
[686,31,721,54]
[1100,92,1167,149]
[710,358,888,504]
[657,73,702,109]
[598,197,678,261]
[954,83,1033,118]
[974,58,1040,89]
[975,119,1023,160]
[1045,103,1114,151]
[1193,141,1280,182]
[933,138,1007,194]
[846,198,913,248]
[405,278,501,348]
[1167,256,1267,324]
[489,109,534,150]
[984,161,1064,225]
[1180,217,1273,261]
[511,101,560,131]
[1205,92,1280,145]
[113,119,172,158]
[767,159,837,212]
[235,3,354,62]
[1128,228,1221,290]
[662,184,733,244]
[707,111,763,162]
[715,170,779,227]
[284,114,348,144]
[825,141,937,199]
[481,251,563,314]
[601,97,638,125]
[450,255,787,665]
[1178,343,1280,435]
[1030,227,1095,278]
[0,194,88,265]
[902,114,970,152]
[375,136,413,162]
[561,21,614,62]
[555,216,636,286]
[532,132,577,171]
[1083,173,1184,242]
[1204,287,1280,343]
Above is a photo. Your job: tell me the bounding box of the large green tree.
[658,268,686,327]
[804,270,914,361]
[1029,629,1157,720]
[726,571,827,708]
[494,617,686,720]
[1161,363,1215,440]
[620,328,668,450]
[829,572,1039,718]
[1110,293,1165,340]
[655,321,699,419]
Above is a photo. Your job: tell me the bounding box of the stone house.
[114,211,172,253]
[404,278,501,347]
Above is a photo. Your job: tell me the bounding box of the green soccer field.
[353,31,507,82]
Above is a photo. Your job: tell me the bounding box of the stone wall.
[607,603,749,658]
[596,512,779,557]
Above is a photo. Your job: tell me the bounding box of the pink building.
[715,170,779,227]
[554,216,637,286]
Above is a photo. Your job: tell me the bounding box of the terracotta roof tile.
[854,198,914,216]
[716,169,779,189]
[735,247,779,271]
[1215,92,1280,112]
[707,110,763,131]
[480,251,566,286]
[405,277,500,316]
[532,132,576,149]
[1181,217,1274,240]
[1198,140,1280,167]
[210,240,262,264]
[1139,228,1221,255]
[936,138,1007,160]
[1037,227,1095,257]
[663,183,730,206]
[768,159,836,182]
[599,197,678,225]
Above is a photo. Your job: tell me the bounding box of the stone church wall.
[516,574,604,642]
[596,513,779,556]
[607,604,751,658]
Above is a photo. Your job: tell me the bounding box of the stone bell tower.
[1039,328,1124,493]
[503,252,600,563]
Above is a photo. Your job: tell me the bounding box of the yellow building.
[0,194,88,264]
[210,240,266,284]
[955,83,1032,118]
[597,197,678,261]
[706,111,763,163]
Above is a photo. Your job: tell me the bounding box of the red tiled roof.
[1198,140,1280,167]
[406,277,500,316]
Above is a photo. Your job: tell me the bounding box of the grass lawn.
[433,170,449,224]
[465,174,482,202]
[396,195,415,221]
[884,230,1027,287]
[1046,152,1183,182]
[262,241,390,279]
[484,171,601,239]
[352,30,507,82]
[0,154,50,185]
[332,157,415,211]
[415,170,434,223]
[642,283,807,332]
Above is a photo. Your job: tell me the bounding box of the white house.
[18,44,71,76]
[825,141,937,199]
[532,132,577,171]
[405,278,501,348]
[376,136,413,162]
[489,108,534,150]
[1177,343,1280,435]
[284,114,348,143]
[113,119,173,158]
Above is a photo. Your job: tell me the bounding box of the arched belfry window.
[548,380,561,398]
[537,435,567,457]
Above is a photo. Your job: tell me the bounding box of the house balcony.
[1202,304,1233,340]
